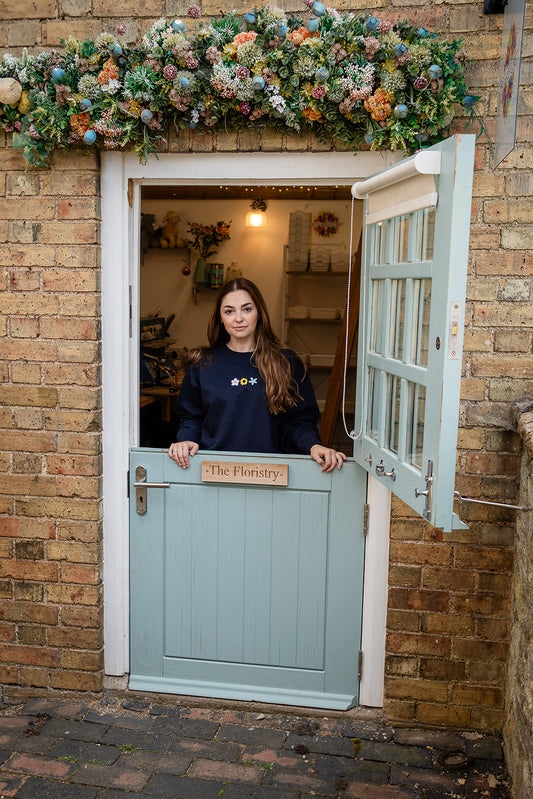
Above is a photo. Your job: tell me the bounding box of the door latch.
[133,465,169,515]
[415,460,433,519]
[375,460,396,481]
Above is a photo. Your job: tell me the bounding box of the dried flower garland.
[0,1,476,168]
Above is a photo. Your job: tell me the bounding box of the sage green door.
[129,449,367,709]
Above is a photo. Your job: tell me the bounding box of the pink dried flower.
[239,102,251,115]
[185,55,198,69]
[364,36,380,58]
[187,4,201,18]
[303,0,313,6]
[312,85,326,99]
[14,120,23,132]
[116,23,126,35]
[413,76,428,90]
[236,65,250,79]
[163,64,178,80]
[378,20,393,32]
[206,46,221,64]
[29,124,41,139]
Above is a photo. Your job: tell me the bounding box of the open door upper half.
[352,135,475,532]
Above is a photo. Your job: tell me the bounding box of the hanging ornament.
[182,264,191,276]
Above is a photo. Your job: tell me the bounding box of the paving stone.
[48,739,122,765]
[0,772,28,797]
[0,730,59,756]
[16,776,98,799]
[464,734,503,761]
[344,782,421,798]
[95,792,154,799]
[4,752,77,780]
[115,750,191,775]
[121,698,152,713]
[240,746,308,770]
[222,786,299,799]
[148,703,182,716]
[99,726,151,749]
[313,753,391,783]
[262,765,340,795]
[73,762,150,791]
[0,748,12,766]
[284,731,355,757]
[150,716,219,739]
[167,735,242,762]
[0,716,35,731]
[390,763,465,792]
[84,710,153,731]
[188,757,262,784]
[19,699,90,720]
[393,728,464,750]
[218,724,287,748]
[343,721,395,742]
[143,773,223,798]
[358,740,433,768]
[41,718,110,743]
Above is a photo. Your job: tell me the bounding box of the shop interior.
[139,184,363,454]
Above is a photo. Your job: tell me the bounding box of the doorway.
[101,150,399,706]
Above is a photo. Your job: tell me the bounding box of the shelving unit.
[281,245,358,445]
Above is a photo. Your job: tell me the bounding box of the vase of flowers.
[187,220,231,287]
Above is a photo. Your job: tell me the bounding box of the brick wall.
[1,1,532,732]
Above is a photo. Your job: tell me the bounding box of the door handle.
[134,466,169,515]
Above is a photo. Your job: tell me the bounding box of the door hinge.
[129,285,133,338]
[127,470,130,498]
[358,650,363,681]
[363,504,369,537]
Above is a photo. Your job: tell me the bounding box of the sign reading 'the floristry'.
[201,460,288,486]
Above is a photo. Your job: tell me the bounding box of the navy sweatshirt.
[176,345,321,454]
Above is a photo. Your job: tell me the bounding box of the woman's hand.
[168,441,199,468]
[310,444,346,472]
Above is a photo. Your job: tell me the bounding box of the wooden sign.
[201,461,288,486]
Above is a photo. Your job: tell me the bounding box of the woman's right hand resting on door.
[168,441,199,468]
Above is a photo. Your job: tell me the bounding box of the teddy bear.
[159,211,188,249]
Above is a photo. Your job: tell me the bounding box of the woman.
[168,278,346,472]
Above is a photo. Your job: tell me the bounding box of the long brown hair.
[188,278,300,414]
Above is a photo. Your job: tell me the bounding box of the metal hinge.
[127,470,130,498]
[363,504,369,537]
[128,285,133,338]
[358,650,363,681]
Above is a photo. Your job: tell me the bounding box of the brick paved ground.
[0,696,509,798]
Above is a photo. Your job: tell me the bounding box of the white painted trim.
[359,475,392,707]
[101,150,399,694]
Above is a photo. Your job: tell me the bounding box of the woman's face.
[220,289,259,351]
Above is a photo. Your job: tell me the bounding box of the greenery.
[0,1,476,168]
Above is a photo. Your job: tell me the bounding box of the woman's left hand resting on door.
[310,444,346,472]
[168,440,198,468]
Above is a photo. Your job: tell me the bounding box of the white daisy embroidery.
[231,378,239,386]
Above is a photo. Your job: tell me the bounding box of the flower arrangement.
[0,2,477,167]
[313,211,340,238]
[188,220,231,258]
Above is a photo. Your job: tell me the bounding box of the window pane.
[406,382,426,470]
[370,280,384,354]
[397,215,410,263]
[415,279,431,367]
[389,279,406,361]
[385,374,401,455]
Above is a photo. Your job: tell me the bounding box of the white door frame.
[101,149,398,707]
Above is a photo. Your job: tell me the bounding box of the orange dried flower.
[69,112,91,135]
[287,27,312,46]
[233,31,258,46]
[364,88,393,121]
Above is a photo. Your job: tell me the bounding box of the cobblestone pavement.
[0,696,509,798]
